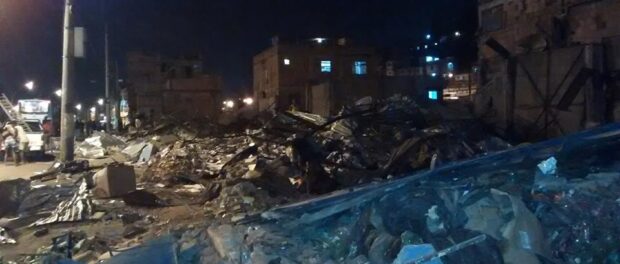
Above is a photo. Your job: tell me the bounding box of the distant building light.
[320,60,332,73]
[313,37,327,44]
[353,60,367,75]
[454,31,461,37]
[416,46,420,50]
[424,45,428,49]
[434,57,440,62]
[431,73,437,77]
[97,98,104,106]
[283,58,291,65]
[434,42,438,46]
[428,90,438,100]
[448,73,454,78]
[447,62,454,71]
[425,34,431,40]
[223,100,235,109]
[425,56,434,63]
[90,106,96,113]
[75,104,82,111]
[54,89,62,97]
[242,97,254,105]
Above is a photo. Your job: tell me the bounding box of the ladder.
[0,93,32,132]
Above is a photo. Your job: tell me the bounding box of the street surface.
[0,162,53,181]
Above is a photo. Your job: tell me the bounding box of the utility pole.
[60,0,75,162]
[115,60,122,131]
[104,24,111,132]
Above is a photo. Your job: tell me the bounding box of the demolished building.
[475,0,620,141]
[125,52,222,123]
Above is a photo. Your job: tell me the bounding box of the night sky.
[0,0,477,104]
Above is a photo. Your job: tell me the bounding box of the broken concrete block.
[123,225,147,239]
[33,227,49,237]
[207,224,242,262]
[92,164,136,198]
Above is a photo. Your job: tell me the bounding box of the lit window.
[426,34,431,40]
[425,56,434,63]
[353,61,367,75]
[447,62,454,71]
[434,57,440,62]
[283,58,291,65]
[321,60,332,73]
[314,37,326,44]
[428,90,438,100]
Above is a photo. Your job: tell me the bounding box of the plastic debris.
[0,227,16,244]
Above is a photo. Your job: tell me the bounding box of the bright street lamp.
[75,104,82,111]
[242,97,254,105]
[223,100,235,109]
[55,89,62,97]
[97,98,104,106]
[24,81,35,90]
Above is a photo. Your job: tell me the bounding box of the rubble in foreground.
[12,96,618,264]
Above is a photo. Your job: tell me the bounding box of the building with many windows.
[253,37,382,115]
[126,52,222,122]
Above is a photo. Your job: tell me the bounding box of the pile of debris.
[206,123,620,264]
[0,96,529,263]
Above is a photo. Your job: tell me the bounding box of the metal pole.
[60,0,75,162]
[115,60,122,131]
[104,24,111,132]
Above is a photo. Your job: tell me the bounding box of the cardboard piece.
[93,164,136,198]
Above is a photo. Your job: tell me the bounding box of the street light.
[55,89,62,97]
[97,98,104,106]
[242,97,254,105]
[24,81,35,90]
[75,104,82,111]
[223,100,235,109]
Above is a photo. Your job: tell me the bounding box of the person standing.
[11,121,29,165]
[1,124,17,165]
[42,117,53,152]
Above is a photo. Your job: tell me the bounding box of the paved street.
[0,162,53,181]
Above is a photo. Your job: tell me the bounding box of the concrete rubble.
[1,96,619,263]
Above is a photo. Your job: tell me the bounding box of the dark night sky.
[0,0,477,104]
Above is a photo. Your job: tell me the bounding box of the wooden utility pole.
[60,0,75,161]
[105,24,111,131]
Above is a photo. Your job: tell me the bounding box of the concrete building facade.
[253,38,382,115]
[126,52,221,121]
[476,0,620,141]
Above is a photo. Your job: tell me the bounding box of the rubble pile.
[10,96,620,263]
[215,123,620,264]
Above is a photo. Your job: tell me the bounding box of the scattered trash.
[33,227,49,237]
[3,97,619,264]
[0,227,16,244]
[33,181,93,226]
[122,190,165,207]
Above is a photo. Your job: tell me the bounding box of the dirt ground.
[0,162,53,181]
[0,204,206,262]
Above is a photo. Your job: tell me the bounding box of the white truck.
[23,120,45,154]
[0,120,45,157]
